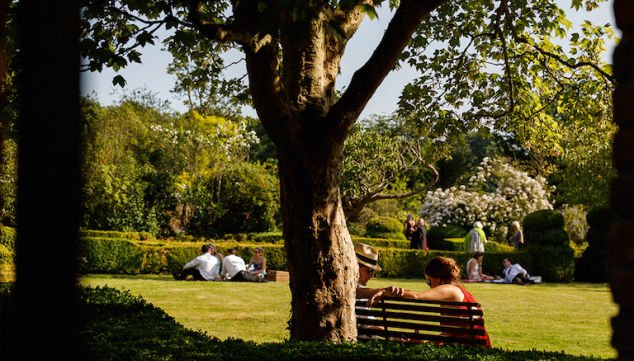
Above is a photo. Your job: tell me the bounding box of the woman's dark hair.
[473,251,484,259]
[425,256,461,284]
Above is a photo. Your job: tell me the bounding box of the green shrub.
[77,236,287,275]
[76,235,533,279]
[78,237,145,274]
[485,240,514,252]
[0,225,16,253]
[426,224,467,250]
[352,235,409,249]
[586,207,617,229]
[432,237,464,251]
[346,222,365,236]
[376,248,533,279]
[78,229,155,241]
[247,232,284,244]
[0,244,12,264]
[576,207,616,282]
[365,216,406,240]
[522,210,565,245]
[60,286,603,361]
[188,162,280,237]
[523,210,574,282]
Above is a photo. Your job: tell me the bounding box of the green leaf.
[360,4,378,20]
[112,75,126,88]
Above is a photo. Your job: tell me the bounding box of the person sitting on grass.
[369,256,491,348]
[246,246,267,279]
[173,244,221,281]
[466,252,495,281]
[221,248,267,282]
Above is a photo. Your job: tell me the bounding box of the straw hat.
[354,243,382,271]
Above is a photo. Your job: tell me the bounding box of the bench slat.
[358,328,489,346]
[368,301,484,317]
[356,309,485,327]
[378,297,481,307]
[357,318,487,336]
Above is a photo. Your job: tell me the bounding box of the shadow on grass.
[72,286,607,361]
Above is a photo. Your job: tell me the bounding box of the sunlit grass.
[79,275,617,359]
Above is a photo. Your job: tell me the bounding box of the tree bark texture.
[231,0,446,341]
[1,1,84,359]
[610,1,634,359]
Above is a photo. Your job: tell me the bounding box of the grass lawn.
[79,275,617,359]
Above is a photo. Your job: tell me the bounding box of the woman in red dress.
[370,256,491,348]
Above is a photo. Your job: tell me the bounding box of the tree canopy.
[74,0,616,342]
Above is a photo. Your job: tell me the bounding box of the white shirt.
[502,263,528,283]
[221,254,247,279]
[183,253,219,280]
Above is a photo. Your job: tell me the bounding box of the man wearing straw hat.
[354,243,404,299]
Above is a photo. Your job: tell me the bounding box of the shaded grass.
[79,275,617,359]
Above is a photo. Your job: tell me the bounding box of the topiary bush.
[364,216,406,240]
[575,207,616,282]
[426,224,467,250]
[522,210,575,282]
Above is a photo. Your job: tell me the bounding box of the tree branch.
[328,0,448,130]
[372,163,439,201]
[187,0,271,51]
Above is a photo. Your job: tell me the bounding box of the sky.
[80,1,618,119]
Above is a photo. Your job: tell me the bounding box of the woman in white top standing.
[466,252,495,281]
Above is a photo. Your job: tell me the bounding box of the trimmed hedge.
[75,236,529,279]
[36,286,602,361]
[365,216,406,240]
[427,224,467,250]
[575,207,616,282]
[522,210,575,282]
[350,236,410,249]
[376,248,532,279]
[77,237,288,275]
[78,229,154,241]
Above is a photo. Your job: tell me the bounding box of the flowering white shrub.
[148,112,260,203]
[419,157,553,241]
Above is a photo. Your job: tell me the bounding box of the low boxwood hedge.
[43,286,600,360]
[350,236,410,249]
[75,236,531,279]
[376,248,533,279]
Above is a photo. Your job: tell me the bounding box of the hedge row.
[76,237,531,279]
[0,285,601,361]
[78,237,288,275]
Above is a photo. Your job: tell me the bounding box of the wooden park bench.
[355,297,488,347]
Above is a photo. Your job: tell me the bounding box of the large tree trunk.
[236,0,446,342]
[278,131,358,341]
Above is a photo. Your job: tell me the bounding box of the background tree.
[78,0,614,341]
[341,114,438,222]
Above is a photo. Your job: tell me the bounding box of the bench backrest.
[355,297,487,346]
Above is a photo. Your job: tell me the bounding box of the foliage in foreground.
[65,286,606,360]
